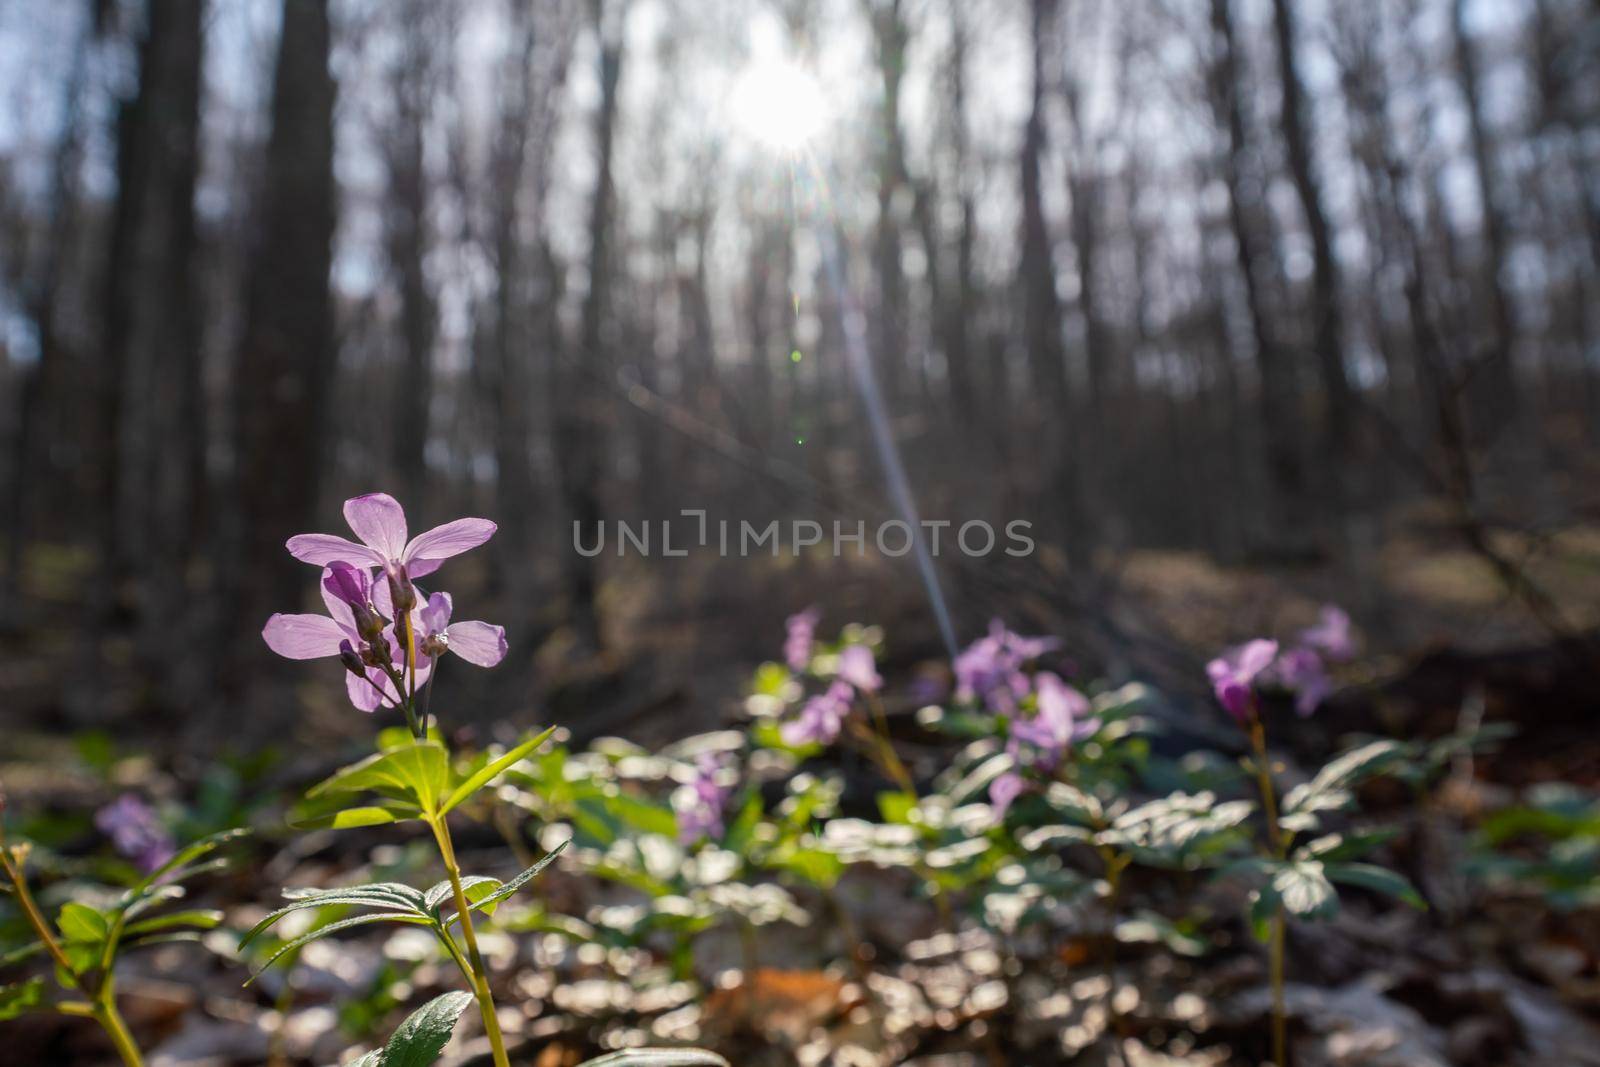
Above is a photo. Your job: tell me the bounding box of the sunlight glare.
[730,57,828,155]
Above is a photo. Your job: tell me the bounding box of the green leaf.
[57,902,109,945]
[1272,861,1338,919]
[241,883,430,947]
[1326,863,1427,909]
[373,990,476,1067]
[306,742,451,815]
[422,876,501,914]
[440,727,556,815]
[123,909,224,937]
[124,828,250,905]
[288,799,419,831]
[0,977,45,1021]
[577,1049,730,1067]
[444,842,567,926]
[1284,740,1407,816]
[245,913,435,984]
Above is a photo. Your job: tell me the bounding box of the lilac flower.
[989,771,1025,820]
[836,644,882,694]
[784,607,821,672]
[675,755,733,844]
[417,592,508,667]
[1271,647,1333,717]
[285,492,496,580]
[1010,672,1097,767]
[262,566,431,711]
[1299,605,1355,662]
[1205,639,1279,723]
[955,619,1060,713]
[95,795,175,874]
[781,680,853,747]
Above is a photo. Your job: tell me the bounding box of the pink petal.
[445,620,507,667]
[285,533,380,568]
[421,592,452,635]
[318,569,358,633]
[344,493,409,560]
[262,614,348,659]
[347,669,385,712]
[404,518,497,568]
[1236,639,1280,682]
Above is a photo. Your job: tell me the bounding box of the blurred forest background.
[1,0,1597,748]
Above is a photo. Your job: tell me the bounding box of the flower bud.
[362,634,392,668]
[385,561,417,615]
[337,640,366,677]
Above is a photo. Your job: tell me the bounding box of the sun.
[730,57,828,155]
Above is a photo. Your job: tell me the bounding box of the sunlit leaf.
[123,909,224,937]
[362,990,475,1067]
[577,1050,729,1067]
[440,727,557,815]
[444,842,568,926]
[245,913,435,984]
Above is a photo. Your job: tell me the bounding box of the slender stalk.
[1096,842,1131,1066]
[430,816,511,1067]
[92,982,145,1067]
[1248,715,1289,1067]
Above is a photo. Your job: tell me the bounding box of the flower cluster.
[954,619,1061,714]
[780,639,883,746]
[262,493,506,716]
[674,754,735,844]
[989,671,1098,817]
[95,794,175,873]
[1206,605,1354,722]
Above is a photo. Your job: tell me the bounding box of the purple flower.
[1010,672,1097,767]
[95,795,175,874]
[417,592,507,667]
[1271,647,1333,717]
[1299,605,1355,662]
[675,755,733,844]
[781,680,853,747]
[955,620,1060,713]
[1205,639,1278,723]
[836,644,882,694]
[784,607,820,672]
[989,771,1025,819]
[263,566,431,711]
[286,493,496,581]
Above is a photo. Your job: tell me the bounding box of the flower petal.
[262,614,348,659]
[344,493,409,560]
[421,592,452,635]
[285,533,380,568]
[404,518,497,568]
[445,620,507,667]
[347,668,385,712]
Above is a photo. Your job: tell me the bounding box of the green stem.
[92,982,145,1067]
[1268,909,1287,1067]
[1249,716,1289,1067]
[430,816,511,1067]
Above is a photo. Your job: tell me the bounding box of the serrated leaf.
[123,909,224,937]
[444,842,568,926]
[1326,862,1427,909]
[1284,741,1406,816]
[577,1049,730,1067]
[374,990,475,1067]
[423,876,501,914]
[440,727,556,815]
[241,883,430,947]
[245,913,435,984]
[0,977,45,1021]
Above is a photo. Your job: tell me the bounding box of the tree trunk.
[232,0,337,685]
[1269,0,1353,467]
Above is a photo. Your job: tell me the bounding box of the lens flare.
[730,58,827,154]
